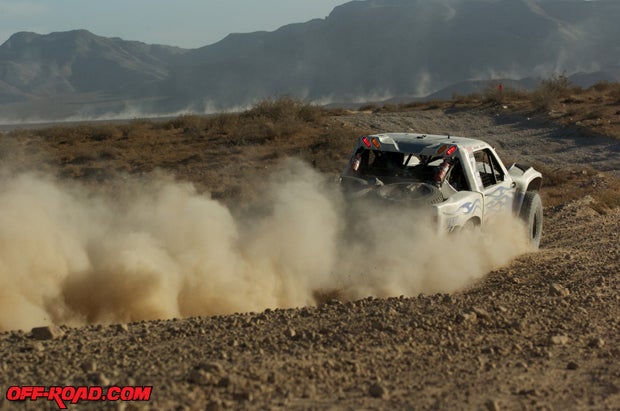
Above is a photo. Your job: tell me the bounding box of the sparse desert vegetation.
[2,98,361,203]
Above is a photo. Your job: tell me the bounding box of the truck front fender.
[508,164,543,213]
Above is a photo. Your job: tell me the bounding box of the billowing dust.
[0,161,531,331]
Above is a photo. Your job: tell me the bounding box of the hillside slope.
[0,30,186,101]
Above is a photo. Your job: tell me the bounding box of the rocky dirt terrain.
[0,102,619,410]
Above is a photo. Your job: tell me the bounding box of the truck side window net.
[474,149,505,188]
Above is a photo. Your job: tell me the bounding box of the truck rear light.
[362,137,371,148]
[371,138,381,148]
[445,145,457,156]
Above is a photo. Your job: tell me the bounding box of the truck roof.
[364,133,489,155]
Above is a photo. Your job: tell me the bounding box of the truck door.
[473,148,515,218]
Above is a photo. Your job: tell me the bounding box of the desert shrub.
[235,97,330,139]
[380,104,399,112]
[452,92,481,104]
[297,104,324,123]
[482,83,505,104]
[534,163,620,209]
[531,74,577,110]
[581,108,605,121]
[482,83,528,104]
[88,125,121,141]
[358,103,379,112]
[98,148,118,160]
[401,101,425,109]
[204,113,239,135]
[122,119,155,139]
[67,150,97,165]
[244,97,299,121]
[244,97,324,123]
[80,167,110,181]
[36,124,116,142]
[165,115,206,132]
[593,181,620,212]
[38,126,76,141]
[591,81,612,92]
[609,84,620,105]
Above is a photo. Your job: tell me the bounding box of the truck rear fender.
[434,191,484,232]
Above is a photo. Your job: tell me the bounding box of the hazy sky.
[0,0,349,49]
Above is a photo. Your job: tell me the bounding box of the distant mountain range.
[1,0,620,122]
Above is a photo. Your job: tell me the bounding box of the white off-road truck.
[341,133,543,248]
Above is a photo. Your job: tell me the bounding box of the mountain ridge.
[1,0,619,121]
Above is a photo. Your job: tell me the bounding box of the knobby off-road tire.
[459,218,478,234]
[520,191,543,249]
[340,176,374,199]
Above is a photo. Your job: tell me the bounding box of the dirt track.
[0,108,619,410]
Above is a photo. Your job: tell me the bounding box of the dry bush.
[482,84,504,104]
[298,103,325,123]
[531,74,578,110]
[64,149,98,165]
[591,81,613,93]
[482,83,528,104]
[98,148,118,161]
[608,84,620,105]
[205,113,240,135]
[218,97,328,140]
[400,101,428,110]
[581,108,605,121]
[535,163,620,210]
[88,125,122,141]
[37,124,121,143]
[377,104,399,112]
[244,97,323,123]
[120,119,155,140]
[593,190,620,212]
[164,115,206,133]
[534,164,589,206]
[452,92,482,104]
[37,125,80,142]
[358,103,379,112]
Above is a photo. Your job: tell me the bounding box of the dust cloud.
[0,161,531,331]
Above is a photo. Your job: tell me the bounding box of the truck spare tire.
[377,182,444,205]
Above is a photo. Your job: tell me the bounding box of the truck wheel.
[519,191,543,249]
[460,219,478,233]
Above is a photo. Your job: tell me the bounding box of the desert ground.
[0,88,619,410]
